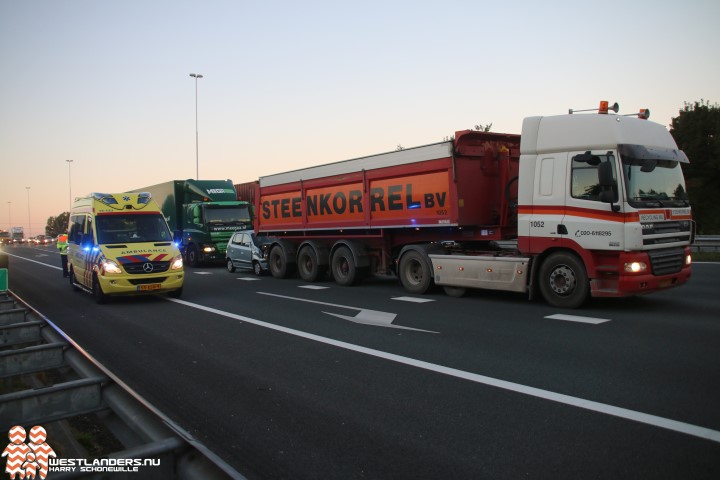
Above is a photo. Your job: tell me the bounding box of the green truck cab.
[131,180,251,267]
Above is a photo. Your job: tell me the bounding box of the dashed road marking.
[545,314,611,325]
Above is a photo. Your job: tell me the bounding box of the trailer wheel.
[538,252,589,309]
[331,246,358,286]
[399,250,433,294]
[298,246,324,282]
[269,245,292,278]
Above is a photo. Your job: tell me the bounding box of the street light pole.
[66,159,73,212]
[189,73,203,180]
[26,187,31,238]
[7,202,11,230]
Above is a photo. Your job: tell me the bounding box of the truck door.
[565,150,624,251]
[526,155,568,249]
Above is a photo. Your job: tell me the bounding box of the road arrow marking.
[257,292,438,333]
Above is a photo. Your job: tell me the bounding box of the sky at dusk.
[1,0,718,236]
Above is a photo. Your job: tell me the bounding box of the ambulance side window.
[69,215,86,244]
[86,217,94,243]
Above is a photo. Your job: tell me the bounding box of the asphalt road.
[3,244,720,479]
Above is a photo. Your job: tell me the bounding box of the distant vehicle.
[0,230,10,245]
[225,230,268,276]
[10,227,24,243]
[34,235,52,245]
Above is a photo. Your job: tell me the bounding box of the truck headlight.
[624,261,647,273]
[171,255,184,270]
[101,259,123,274]
[685,254,692,266]
[202,246,216,253]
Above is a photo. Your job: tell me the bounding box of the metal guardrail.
[0,290,246,480]
[692,235,720,253]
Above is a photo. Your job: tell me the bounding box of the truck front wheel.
[399,250,433,294]
[538,252,589,309]
[186,245,200,267]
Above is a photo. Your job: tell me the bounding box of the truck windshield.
[619,144,690,208]
[96,214,172,244]
[622,158,689,208]
[203,205,251,224]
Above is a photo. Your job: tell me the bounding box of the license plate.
[138,284,162,291]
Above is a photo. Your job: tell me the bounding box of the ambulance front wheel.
[93,275,108,304]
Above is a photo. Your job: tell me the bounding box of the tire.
[268,245,291,278]
[186,245,200,268]
[331,246,358,286]
[253,261,263,276]
[538,252,589,309]
[69,267,80,292]
[297,246,324,282]
[93,275,108,304]
[398,250,433,294]
[226,258,236,273]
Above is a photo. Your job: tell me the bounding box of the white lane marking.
[236,277,261,281]
[194,272,213,275]
[257,292,437,333]
[392,296,435,303]
[299,285,330,290]
[2,251,61,270]
[545,314,611,325]
[167,296,720,445]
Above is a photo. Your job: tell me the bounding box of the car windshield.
[96,213,172,244]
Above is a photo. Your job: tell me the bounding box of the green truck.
[130,180,251,267]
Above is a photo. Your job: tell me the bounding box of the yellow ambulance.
[67,192,184,303]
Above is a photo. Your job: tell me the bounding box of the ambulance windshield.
[96,213,172,244]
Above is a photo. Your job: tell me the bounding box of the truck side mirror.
[598,162,619,207]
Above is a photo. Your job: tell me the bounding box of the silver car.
[226,230,268,276]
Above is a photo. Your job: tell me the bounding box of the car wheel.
[226,258,236,273]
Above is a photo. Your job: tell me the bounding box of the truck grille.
[641,220,691,246]
[123,261,171,274]
[647,248,684,276]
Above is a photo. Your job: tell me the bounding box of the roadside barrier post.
[0,253,8,291]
